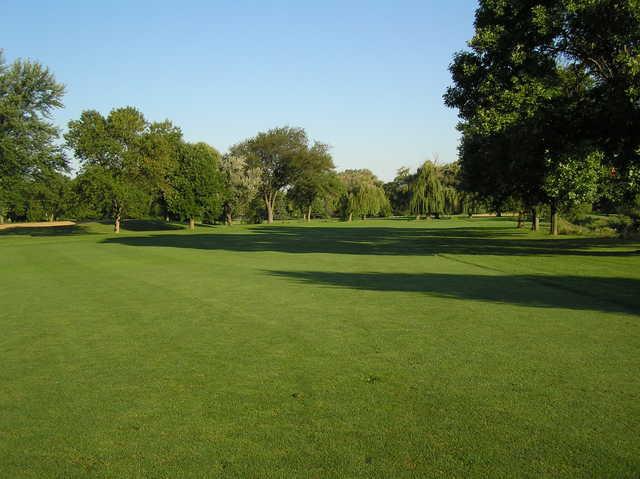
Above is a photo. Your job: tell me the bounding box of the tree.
[220,153,261,225]
[138,120,183,220]
[544,148,603,235]
[0,52,67,223]
[167,142,224,230]
[288,142,337,221]
[65,107,164,232]
[445,1,640,233]
[229,127,309,224]
[384,167,413,216]
[338,169,390,221]
[410,161,444,219]
[24,171,72,221]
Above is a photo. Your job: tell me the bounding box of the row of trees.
[444,0,640,234]
[2,50,477,230]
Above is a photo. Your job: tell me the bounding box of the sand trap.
[0,221,76,230]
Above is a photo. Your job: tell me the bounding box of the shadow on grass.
[102,225,639,257]
[109,219,185,231]
[267,270,640,315]
[0,219,186,237]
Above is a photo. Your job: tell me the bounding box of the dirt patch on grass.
[0,221,76,230]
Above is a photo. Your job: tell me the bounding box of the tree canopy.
[445,0,640,233]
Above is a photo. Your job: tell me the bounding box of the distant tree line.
[0,50,476,232]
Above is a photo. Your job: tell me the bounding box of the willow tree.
[337,169,390,221]
[410,161,444,219]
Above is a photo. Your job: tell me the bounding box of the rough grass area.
[1,218,639,478]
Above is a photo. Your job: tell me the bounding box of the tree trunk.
[264,192,275,224]
[307,205,312,222]
[225,212,232,226]
[531,208,539,231]
[0,214,4,225]
[189,217,195,230]
[48,213,54,222]
[165,215,169,222]
[517,211,524,228]
[550,201,558,236]
[348,212,353,222]
[496,210,502,217]
[416,214,420,220]
[114,214,121,233]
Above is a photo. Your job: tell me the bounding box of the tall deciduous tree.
[229,127,309,224]
[445,0,640,233]
[167,142,224,230]
[288,143,336,221]
[0,52,66,223]
[384,167,413,216]
[66,107,155,232]
[220,153,261,225]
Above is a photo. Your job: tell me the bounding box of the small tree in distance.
[410,161,444,219]
[338,169,390,221]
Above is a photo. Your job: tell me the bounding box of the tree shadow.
[102,225,639,257]
[266,270,640,315]
[100,219,186,231]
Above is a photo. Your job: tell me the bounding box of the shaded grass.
[1,217,639,478]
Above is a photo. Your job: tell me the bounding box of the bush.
[608,214,640,239]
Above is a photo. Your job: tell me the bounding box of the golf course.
[2,217,639,478]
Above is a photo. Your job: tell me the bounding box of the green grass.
[1,217,639,478]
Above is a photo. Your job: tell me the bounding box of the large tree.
[445,0,640,233]
[167,142,224,230]
[288,142,337,221]
[229,126,311,224]
[65,107,161,232]
[0,52,67,223]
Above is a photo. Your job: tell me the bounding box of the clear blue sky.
[3,0,477,181]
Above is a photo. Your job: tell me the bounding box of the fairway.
[1,218,639,478]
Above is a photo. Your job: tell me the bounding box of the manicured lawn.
[1,217,639,478]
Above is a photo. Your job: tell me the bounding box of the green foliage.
[445,0,640,229]
[287,143,337,219]
[0,52,67,180]
[166,142,224,226]
[229,126,311,223]
[65,107,181,230]
[220,153,261,224]
[338,169,390,220]
[384,167,413,215]
[544,149,603,209]
[0,52,67,222]
[410,161,444,217]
